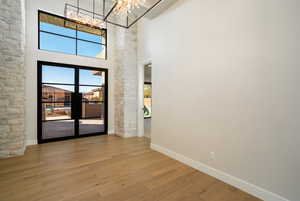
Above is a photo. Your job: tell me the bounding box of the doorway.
[144,63,152,138]
[37,61,108,143]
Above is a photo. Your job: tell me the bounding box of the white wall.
[25,0,115,144]
[139,0,300,201]
[137,18,152,137]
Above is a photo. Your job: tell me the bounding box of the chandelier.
[65,0,106,29]
[112,0,146,15]
[65,0,162,29]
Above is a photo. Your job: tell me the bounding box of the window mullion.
[39,11,107,59]
[40,30,77,40]
[76,25,78,56]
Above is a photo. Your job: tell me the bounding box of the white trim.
[151,143,290,201]
[137,61,145,137]
[26,139,38,146]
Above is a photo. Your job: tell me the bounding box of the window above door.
[38,11,107,60]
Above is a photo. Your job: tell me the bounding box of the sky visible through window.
[40,22,104,58]
[40,21,105,94]
[42,66,104,93]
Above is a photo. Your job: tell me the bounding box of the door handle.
[71,93,77,119]
[71,93,83,119]
[78,93,82,119]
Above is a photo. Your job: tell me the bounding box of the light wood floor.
[0,136,262,201]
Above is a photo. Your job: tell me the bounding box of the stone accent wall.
[0,0,26,158]
[114,25,138,137]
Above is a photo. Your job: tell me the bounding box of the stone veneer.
[113,24,138,137]
[0,0,26,158]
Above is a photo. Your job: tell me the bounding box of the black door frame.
[37,61,108,144]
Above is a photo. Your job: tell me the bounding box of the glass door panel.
[79,69,104,86]
[79,69,106,135]
[42,103,72,120]
[79,118,104,135]
[42,66,75,84]
[38,62,107,143]
[40,64,75,141]
[42,120,75,139]
[80,86,104,101]
[81,102,103,118]
[42,84,74,102]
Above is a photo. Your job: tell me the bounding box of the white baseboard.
[26,139,38,146]
[108,130,115,135]
[151,143,289,201]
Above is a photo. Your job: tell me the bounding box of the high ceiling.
[144,0,179,19]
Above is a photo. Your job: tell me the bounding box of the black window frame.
[38,10,107,60]
[37,61,109,144]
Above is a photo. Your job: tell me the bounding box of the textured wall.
[114,25,138,137]
[0,0,26,158]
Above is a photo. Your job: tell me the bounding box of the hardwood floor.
[0,136,262,201]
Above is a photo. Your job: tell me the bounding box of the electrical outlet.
[210,152,216,160]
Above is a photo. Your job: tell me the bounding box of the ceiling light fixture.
[112,0,146,15]
[65,0,162,29]
[65,0,106,29]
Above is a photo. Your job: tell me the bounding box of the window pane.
[77,31,103,43]
[80,86,104,102]
[77,40,105,59]
[42,120,74,139]
[82,103,104,118]
[42,103,72,121]
[40,32,76,55]
[42,66,75,84]
[79,69,103,86]
[40,22,76,37]
[42,84,74,102]
[39,12,107,59]
[77,23,106,41]
[79,118,104,135]
[144,84,152,118]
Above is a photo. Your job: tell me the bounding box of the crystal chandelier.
[112,0,146,15]
[65,0,106,29]
[65,0,162,29]
[66,10,105,28]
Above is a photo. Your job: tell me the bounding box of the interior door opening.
[144,63,152,138]
[37,61,108,143]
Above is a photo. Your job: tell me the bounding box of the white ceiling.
[144,0,179,19]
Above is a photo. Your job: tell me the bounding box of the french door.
[37,61,108,143]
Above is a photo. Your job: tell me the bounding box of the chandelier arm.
[106,20,128,29]
[126,11,129,27]
[128,0,163,28]
[93,0,95,19]
[102,0,105,18]
[77,0,80,14]
[103,2,118,21]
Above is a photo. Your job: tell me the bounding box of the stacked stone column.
[113,25,138,137]
[0,0,26,157]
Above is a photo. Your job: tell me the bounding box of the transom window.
[38,11,107,59]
